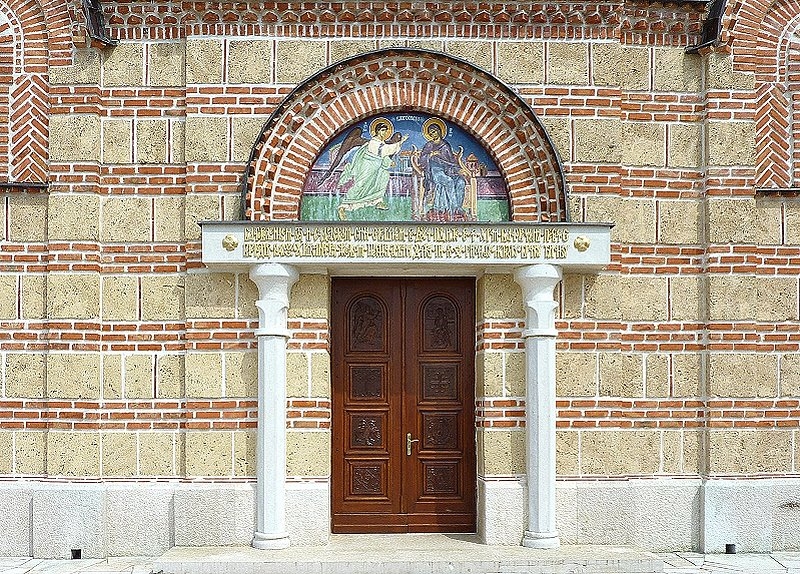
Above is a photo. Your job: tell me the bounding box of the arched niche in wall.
[241,48,569,223]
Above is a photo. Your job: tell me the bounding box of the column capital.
[249,263,299,338]
[514,264,563,338]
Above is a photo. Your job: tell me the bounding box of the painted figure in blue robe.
[418,119,467,219]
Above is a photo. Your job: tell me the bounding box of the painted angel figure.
[323,118,408,220]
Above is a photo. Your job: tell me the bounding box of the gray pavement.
[2,550,800,574]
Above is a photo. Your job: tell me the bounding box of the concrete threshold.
[153,534,664,574]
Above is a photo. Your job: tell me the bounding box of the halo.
[369,117,394,138]
[422,117,448,141]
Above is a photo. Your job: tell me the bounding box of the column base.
[521,530,560,549]
[252,531,291,550]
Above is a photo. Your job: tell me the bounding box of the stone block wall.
[0,0,799,556]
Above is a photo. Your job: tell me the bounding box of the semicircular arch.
[242,48,568,223]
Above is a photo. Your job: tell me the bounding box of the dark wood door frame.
[331,277,476,533]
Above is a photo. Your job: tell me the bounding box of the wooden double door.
[331,277,476,533]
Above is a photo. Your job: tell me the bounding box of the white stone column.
[514,264,562,549]
[249,263,299,550]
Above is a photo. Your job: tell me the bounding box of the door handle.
[406,432,419,456]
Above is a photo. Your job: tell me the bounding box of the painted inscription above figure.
[300,113,511,222]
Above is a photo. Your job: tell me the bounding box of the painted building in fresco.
[1,0,800,559]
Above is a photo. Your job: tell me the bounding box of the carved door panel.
[331,278,475,533]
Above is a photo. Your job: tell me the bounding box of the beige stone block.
[707,121,756,166]
[286,352,309,398]
[706,53,756,91]
[184,194,221,241]
[653,48,701,92]
[709,276,797,322]
[185,116,228,162]
[682,430,702,474]
[585,275,667,321]
[289,275,329,319]
[330,40,377,63]
[223,194,243,223]
[0,432,10,473]
[21,275,45,320]
[171,119,185,163]
[708,198,781,244]
[478,430,525,475]
[101,197,151,242]
[50,50,101,85]
[103,354,122,399]
[47,273,100,319]
[599,353,643,397]
[50,115,101,162]
[586,196,655,244]
[136,119,168,164]
[286,431,330,477]
[646,354,669,397]
[232,117,267,162]
[709,354,778,397]
[540,117,570,163]
[186,38,223,84]
[670,276,701,322]
[186,272,236,319]
[185,431,232,476]
[406,40,444,51]
[673,353,701,397]
[477,274,523,320]
[556,431,579,475]
[310,352,331,398]
[225,351,257,398]
[234,430,256,476]
[662,430,682,474]
[185,352,223,397]
[47,353,101,399]
[5,353,46,398]
[276,40,325,84]
[547,42,589,85]
[237,275,259,319]
[229,39,274,83]
[103,43,144,86]
[47,431,100,476]
[0,275,16,319]
[556,352,597,397]
[496,42,544,84]
[592,44,649,90]
[8,194,47,242]
[574,119,622,163]
[141,275,185,320]
[125,354,154,399]
[622,122,665,166]
[14,431,45,474]
[102,119,132,164]
[667,123,702,168]
[505,352,525,396]
[157,354,184,398]
[444,40,492,72]
[709,430,791,473]
[479,352,504,397]
[659,200,700,244]
[48,194,100,240]
[148,41,185,86]
[581,430,660,475]
[781,354,800,396]
[561,274,583,319]
[139,432,175,476]
[101,433,137,477]
[154,197,184,243]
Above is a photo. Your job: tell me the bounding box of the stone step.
[153,535,663,574]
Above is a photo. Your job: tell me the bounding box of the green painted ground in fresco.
[299,196,510,222]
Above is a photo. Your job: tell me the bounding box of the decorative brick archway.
[242,48,569,222]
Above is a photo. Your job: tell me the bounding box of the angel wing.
[322,127,367,183]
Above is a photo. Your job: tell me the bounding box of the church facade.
[1,0,799,558]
